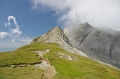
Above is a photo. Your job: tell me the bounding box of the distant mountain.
[64,22,120,68]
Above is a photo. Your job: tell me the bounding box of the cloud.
[0,32,8,39]
[4,16,22,39]
[4,22,10,27]
[11,39,15,42]
[7,16,22,36]
[0,16,31,52]
[31,0,120,31]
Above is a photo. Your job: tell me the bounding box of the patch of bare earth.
[34,49,57,79]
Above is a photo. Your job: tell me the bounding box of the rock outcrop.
[64,22,120,68]
[32,26,86,56]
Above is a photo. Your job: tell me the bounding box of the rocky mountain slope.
[32,26,86,56]
[64,22,120,68]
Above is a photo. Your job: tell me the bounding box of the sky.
[0,0,120,52]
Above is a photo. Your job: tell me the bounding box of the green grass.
[46,52,120,79]
[43,44,120,79]
[32,36,41,43]
[0,66,43,79]
[17,42,57,51]
[0,50,40,67]
[0,43,58,67]
[0,42,120,79]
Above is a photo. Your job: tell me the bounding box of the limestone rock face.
[64,22,120,68]
[32,26,86,56]
[35,26,70,45]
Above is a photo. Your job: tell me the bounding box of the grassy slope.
[0,51,40,67]
[0,43,120,79]
[44,44,120,79]
[0,66,43,79]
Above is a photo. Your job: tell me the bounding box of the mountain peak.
[32,26,69,44]
[48,26,61,32]
[53,26,61,30]
[46,26,63,35]
[64,22,93,35]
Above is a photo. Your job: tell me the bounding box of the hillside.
[0,26,120,79]
[0,43,120,79]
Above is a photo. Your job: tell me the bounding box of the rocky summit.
[64,22,120,69]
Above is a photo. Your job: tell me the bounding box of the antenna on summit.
[76,8,78,26]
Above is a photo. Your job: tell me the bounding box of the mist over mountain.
[64,22,120,68]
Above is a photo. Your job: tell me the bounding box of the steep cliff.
[64,22,120,68]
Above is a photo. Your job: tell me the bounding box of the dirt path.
[34,49,57,79]
[41,59,57,79]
